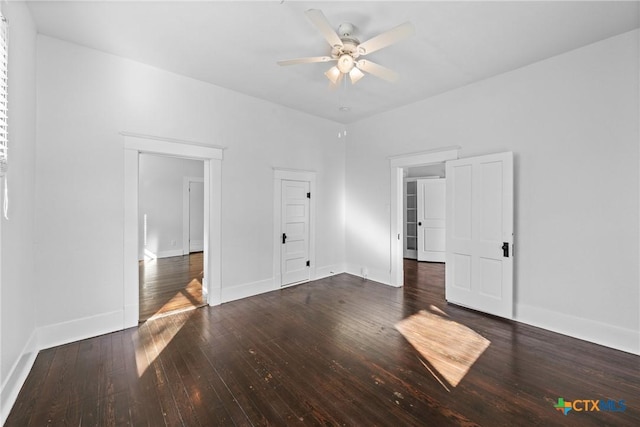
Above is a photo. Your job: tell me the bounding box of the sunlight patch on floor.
[146,279,204,321]
[395,305,490,389]
[134,310,194,378]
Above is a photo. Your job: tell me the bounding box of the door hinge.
[306,260,310,267]
[307,192,311,199]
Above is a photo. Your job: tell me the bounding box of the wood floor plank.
[6,260,640,426]
[4,348,57,426]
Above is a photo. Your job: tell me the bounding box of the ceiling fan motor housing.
[338,23,354,37]
[331,31,361,61]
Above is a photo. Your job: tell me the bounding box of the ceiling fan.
[278,9,415,85]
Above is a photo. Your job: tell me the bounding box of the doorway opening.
[389,147,459,287]
[123,133,223,329]
[138,154,206,321]
[403,163,446,264]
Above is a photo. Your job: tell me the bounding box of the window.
[0,12,6,173]
[0,12,7,219]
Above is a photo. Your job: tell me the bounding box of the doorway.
[403,164,447,263]
[390,147,460,287]
[138,154,205,321]
[123,133,223,329]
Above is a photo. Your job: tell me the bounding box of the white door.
[189,181,204,252]
[445,152,513,319]
[281,180,310,286]
[417,178,446,262]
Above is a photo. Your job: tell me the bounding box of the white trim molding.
[389,146,461,169]
[0,331,38,426]
[121,132,225,159]
[516,303,640,356]
[123,133,224,328]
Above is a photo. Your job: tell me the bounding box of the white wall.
[345,30,639,354]
[139,154,203,259]
[35,35,345,339]
[0,1,38,423]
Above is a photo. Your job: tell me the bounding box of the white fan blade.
[356,60,399,83]
[306,9,344,48]
[277,56,334,66]
[357,22,415,56]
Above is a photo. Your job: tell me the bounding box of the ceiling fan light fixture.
[324,66,341,84]
[349,67,365,84]
[337,54,355,73]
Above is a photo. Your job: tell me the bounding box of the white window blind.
[0,12,7,219]
[0,12,7,173]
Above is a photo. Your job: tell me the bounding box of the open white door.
[445,152,513,319]
[281,180,310,286]
[417,178,446,262]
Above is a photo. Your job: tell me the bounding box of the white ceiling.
[26,1,640,124]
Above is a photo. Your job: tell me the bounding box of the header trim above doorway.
[389,146,461,168]
[121,132,225,160]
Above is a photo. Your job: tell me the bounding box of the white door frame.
[273,168,316,287]
[123,132,224,328]
[183,176,205,255]
[389,147,459,287]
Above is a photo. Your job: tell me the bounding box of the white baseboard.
[156,249,184,259]
[221,278,275,304]
[38,310,124,351]
[345,264,396,287]
[313,264,345,281]
[515,303,639,355]
[0,330,39,426]
[189,240,204,252]
[222,265,345,305]
[207,287,221,306]
[123,304,139,329]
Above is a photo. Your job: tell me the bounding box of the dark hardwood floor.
[139,253,205,322]
[6,260,639,426]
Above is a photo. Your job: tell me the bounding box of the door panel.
[189,181,204,252]
[446,152,513,319]
[281,180,310,286]
[417,178,446,262]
